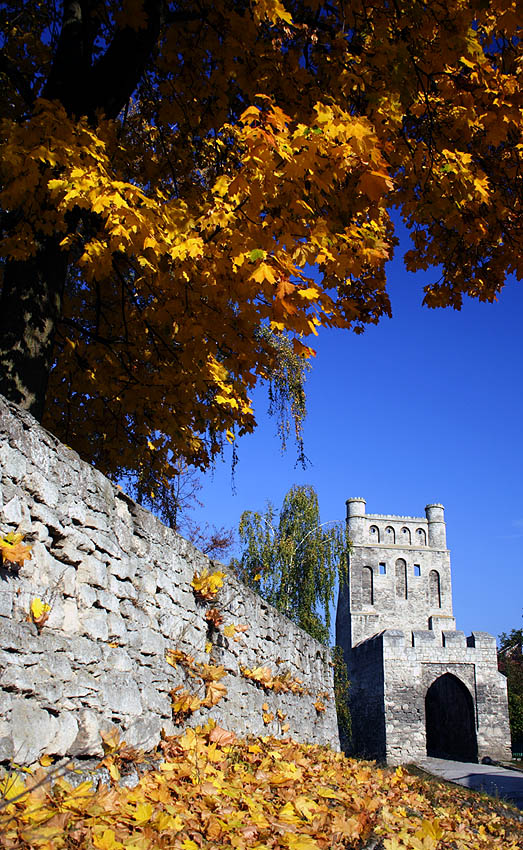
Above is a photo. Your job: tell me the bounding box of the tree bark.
[0,239,68,421]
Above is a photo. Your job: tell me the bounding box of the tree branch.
[0,50,35,107]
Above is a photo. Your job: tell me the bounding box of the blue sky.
[191,239,523,646]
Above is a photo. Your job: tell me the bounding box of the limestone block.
[40,650,73,680]
[69,708,103,757]
[84,510,111,532]
[78,583,97,607]
[2,496,22,523]
[411,630,436,647]
[139,629,166,656]
[67,636,102,665]
[134,570,157,594]
[0,719,14,761]
[442,630,466,647]
[131,533,150,558]
[77,555,108,589]
[99,674,142,715]
[88,529,121,559]
[80,610,109,641]
[61,566,77,597]
[110,556,137,581]
[119,600,150,628]
[0,664,37,694]
[158,611,178,639]
[51,532,85,564]
[0,441,27,481]
[24,470,59,508]
[45,599,65,630]
[11,699,55,763]
[0,589,13,617]
[0,617,43,653]
[101,646,133,672]
[123,716,163,751]
[114,521,134,552]
[63,671,99,698]
[66,499,87,525]
[62,598,81,634]
[106,613,128,641]
[46,712,79,755]
[139,685,171,715]
[96,589,120,613]
[109,575,137,599]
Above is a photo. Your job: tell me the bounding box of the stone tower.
[336,498,511,765]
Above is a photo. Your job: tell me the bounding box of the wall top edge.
[364,513,429,522]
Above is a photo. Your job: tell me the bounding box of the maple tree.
[0,0,521,502]
[232,485,348,644]
[1,723,521,849]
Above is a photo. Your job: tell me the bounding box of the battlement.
[349,629,499,665]
[366,513,427,522]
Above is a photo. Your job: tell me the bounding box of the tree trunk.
[0,239,68,421]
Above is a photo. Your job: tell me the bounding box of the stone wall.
[0,396,338,765]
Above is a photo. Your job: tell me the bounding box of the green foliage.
[332,645,352,748]
[498,628,523,754]
[231,485,348,644]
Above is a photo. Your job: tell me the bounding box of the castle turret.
[346,498,366,543]
[425,503,446,548]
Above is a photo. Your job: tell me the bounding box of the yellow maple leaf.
[0,532,32,566]
[93,828,125,850]
[203,679,228,707]
[30,597,51,623]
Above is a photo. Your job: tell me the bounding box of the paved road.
[414,757,523,810]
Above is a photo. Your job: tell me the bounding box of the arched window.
[369,525,380,543]
[416,528,427,545]
[395,558,407,600]
[362,567,374,606]
[400,527,411,544]
[385,526,395,543]
[429,570,441,609]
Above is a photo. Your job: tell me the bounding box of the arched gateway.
[425,673,478,762]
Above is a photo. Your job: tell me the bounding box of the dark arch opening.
[425,673,478,762]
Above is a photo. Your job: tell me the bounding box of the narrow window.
[401,526,411,544]
[416,528,427,545]
[395,558,407,599]
[369,525,380,542]
[414,564,421,577]
[429,570,441,609]
[379,563,386,575]
[385,526,396,543]
[362,567,374,606]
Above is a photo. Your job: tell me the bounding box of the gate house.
[336,498,511,765]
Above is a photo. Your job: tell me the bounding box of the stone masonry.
[336,498,511,765]
[0,396,338,765]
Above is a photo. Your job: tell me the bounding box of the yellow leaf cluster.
[166,649,228,720]
[0,533,32,567]
[190,568,226,601]
[240,665,306,695]
[2,727,515,850]
[0,0,521,485]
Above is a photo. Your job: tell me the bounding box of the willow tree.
[232,485,348,643]
[0,0,521,499]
